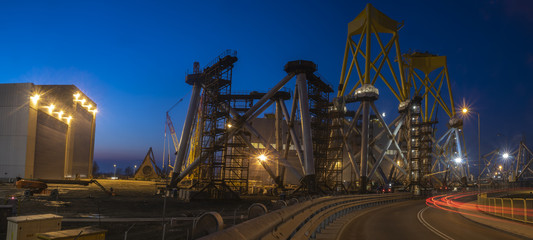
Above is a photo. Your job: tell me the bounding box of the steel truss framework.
[479,141,533,181]
[170,57,338,196]
[404,52,466,187]
[169,4,468,197]
[515,142,533,180]
[335,4,464,193]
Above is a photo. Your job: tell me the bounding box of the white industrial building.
[0,83,96,180]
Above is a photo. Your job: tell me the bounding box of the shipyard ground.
[0,180,276,240]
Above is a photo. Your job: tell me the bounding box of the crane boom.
[166,112,179,152]
[163,97,184,172]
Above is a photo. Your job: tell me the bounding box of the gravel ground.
[1,179,278,240]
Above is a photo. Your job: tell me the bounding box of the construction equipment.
[15,179,112,196]
[16,180,48,195]
[162,98,183,174]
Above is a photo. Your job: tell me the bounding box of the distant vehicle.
[375,185,393,194]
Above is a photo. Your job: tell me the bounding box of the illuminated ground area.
[0,179,276,239]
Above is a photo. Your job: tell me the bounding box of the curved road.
[338,200,527,240]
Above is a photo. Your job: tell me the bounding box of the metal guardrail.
[477,195,533,223]
[199,193,411,240]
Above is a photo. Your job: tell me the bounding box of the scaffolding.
[220,92,265,194]
[167,4,469,198]
[307,74,334,191]
[188,50,239,198]
[327,102,345,192]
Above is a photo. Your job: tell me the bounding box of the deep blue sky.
[1,1,531,172]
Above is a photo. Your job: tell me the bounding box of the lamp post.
[113,164,117,178]
[462,108,481,187]
[502,152,510,186]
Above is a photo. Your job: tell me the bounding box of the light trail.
[425,189,533,224]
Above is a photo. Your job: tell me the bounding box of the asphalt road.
[338,200,528,240]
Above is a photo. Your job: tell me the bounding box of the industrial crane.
[162,98,183,175]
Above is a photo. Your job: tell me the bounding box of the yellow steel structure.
[404,52,456,121]
[337,4,406,100]
[336,4,465,188]
[337,4,456,122]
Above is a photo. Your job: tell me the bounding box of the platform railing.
[199,193,411,240]
[477,194,533,223]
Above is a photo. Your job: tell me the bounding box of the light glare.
[258,154,267,162]
[30,94,40,105]
[48,104,55,114]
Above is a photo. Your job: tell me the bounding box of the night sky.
[0,1,531,172]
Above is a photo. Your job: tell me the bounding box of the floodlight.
[30,94,40,105]
[258,154,267,162]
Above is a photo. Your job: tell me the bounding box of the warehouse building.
[0,83,96,180]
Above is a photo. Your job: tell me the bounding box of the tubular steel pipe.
[275,101,285,184]
[360,101,370,192]
[242,73,295,121]
[296,73,315,176]
[171,83,202,182]
[278,99,305,171]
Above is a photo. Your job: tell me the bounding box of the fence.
[477,194,533,223]
[199,193,411,240]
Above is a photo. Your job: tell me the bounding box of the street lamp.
[461,107,481,180]
[113,164,117,178]
[502,153,509,159]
